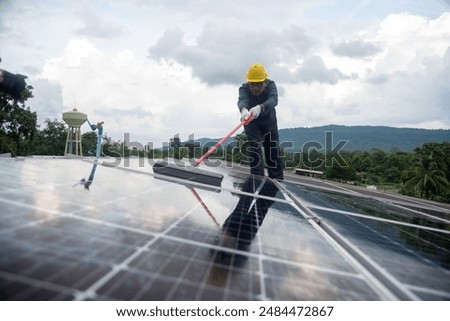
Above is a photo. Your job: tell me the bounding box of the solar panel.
[0,157,449,300]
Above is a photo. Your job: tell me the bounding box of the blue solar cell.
[0,157,449,300]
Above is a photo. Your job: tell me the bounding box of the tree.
[81,131,98,156]
[350,150,371,172]
[324,158,356,181]
[402,154,448,200]
[101,134,125,158]
[33,119,67,155]
[383,149,412,183]
[415,142,450,182]
[0,86,37,156]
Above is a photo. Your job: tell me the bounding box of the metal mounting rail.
[272,179,420,301]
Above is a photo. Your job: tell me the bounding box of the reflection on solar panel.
[0,157,449,300]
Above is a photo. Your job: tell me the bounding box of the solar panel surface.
[0,157,449,300]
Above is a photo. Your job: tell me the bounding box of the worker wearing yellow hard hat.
[246,63,268,82]
[237,63,284,180]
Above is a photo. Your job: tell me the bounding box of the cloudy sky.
[1,0,449,146]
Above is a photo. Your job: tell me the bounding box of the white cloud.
[29,79,64,124]
[299,11,450,130]
[75,10,124,38]
[148,19,316,85]
[33,38,240,146]
[2,1,449,150]
[373,12,450,74]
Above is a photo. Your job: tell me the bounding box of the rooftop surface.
[0,157,449,300]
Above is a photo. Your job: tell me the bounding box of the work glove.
[240,108,251,122]
[249,105,262,119]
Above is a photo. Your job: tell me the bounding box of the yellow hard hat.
[246,63,267,82]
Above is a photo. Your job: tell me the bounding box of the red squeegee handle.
[194,113,253,166]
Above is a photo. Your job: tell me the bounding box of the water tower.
[62,108,87,156]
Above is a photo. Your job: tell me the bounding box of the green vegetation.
[0,87,37,156]
[169,135,449,203]
[283,144,449,202]
[1,87,448,203]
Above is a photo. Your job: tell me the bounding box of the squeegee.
[153,115,252,186]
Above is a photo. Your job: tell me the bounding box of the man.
[237,63,284,180]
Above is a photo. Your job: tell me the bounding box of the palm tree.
[403,154,448,199]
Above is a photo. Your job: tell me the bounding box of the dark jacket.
[237,79,278,121]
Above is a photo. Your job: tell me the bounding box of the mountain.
[279,125,449,152]
[195,125,450,152]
